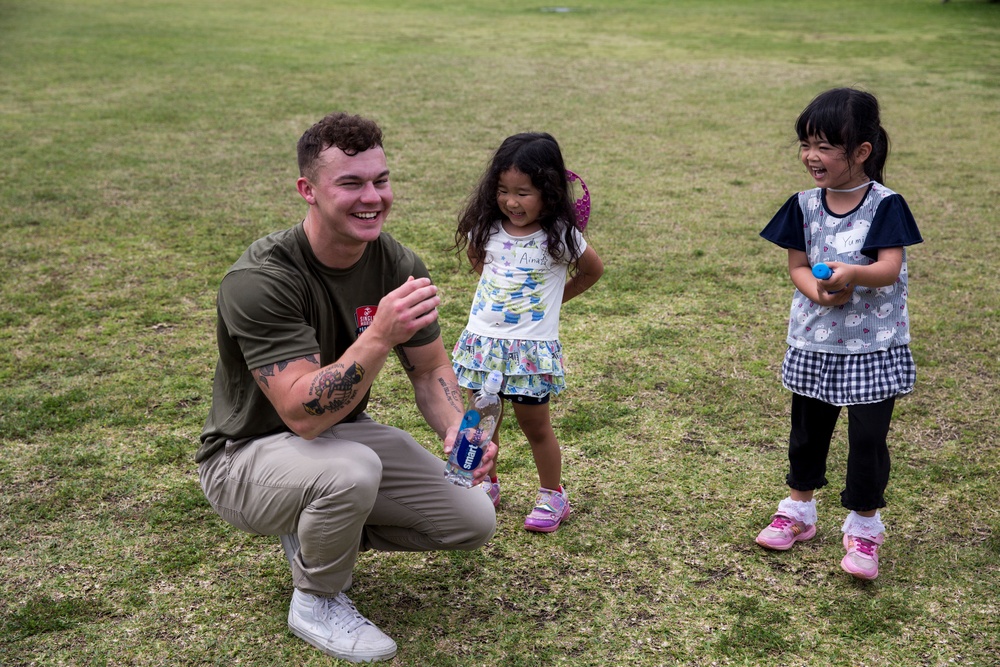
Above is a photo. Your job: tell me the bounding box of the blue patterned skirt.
[452,329,566,398]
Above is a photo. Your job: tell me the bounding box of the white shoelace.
[313,593,369,634]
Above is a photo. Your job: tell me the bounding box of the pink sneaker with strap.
[841,532,884,580]
[524,486,570,533]
[755,513,817,551]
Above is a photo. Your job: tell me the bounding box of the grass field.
[2,0,999,665]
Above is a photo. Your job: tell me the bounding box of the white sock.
[777,497,817,525]
[841,511,885,540]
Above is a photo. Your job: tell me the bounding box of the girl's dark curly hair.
[455,132,583,270]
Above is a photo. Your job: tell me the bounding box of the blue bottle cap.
[812,263,833,280]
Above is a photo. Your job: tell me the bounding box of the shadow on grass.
[2,595,109,641]
[714,595,796,659]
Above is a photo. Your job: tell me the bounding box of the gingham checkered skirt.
[781,346,916,406]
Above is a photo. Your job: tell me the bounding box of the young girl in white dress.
[452,132,604,533]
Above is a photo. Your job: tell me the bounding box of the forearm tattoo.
[253,355,319,389]
[303,362,366,416]
[439,377,464,414]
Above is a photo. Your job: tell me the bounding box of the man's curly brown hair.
[296,112,384,180]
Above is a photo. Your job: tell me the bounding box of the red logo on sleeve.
[355,306,377,336]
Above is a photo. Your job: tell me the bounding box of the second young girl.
[451,132,604,533]
[757,88,923,580]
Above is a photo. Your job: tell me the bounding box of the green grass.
[2,0,999,665]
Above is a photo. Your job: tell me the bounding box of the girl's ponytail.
[866,125,890,185]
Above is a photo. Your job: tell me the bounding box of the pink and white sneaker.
[481,478,500,509]
[755,514,817,551]
[841,533,884,580]
[524,486,570,533]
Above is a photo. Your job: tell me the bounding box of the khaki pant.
[199,413,496,596]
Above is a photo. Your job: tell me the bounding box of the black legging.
[785,393,895,512]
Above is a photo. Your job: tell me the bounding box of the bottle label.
[454,429,485,471]
[459,409,480,431]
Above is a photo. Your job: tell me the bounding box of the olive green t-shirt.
[196,223,440,463]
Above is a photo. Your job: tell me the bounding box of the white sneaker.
[287,589,397,662]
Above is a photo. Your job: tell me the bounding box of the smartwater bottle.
[445,370,503,488]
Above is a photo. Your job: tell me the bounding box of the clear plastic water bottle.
[445,370,503,488]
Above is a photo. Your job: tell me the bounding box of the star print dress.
[452,223,586,399]
[760,183,923,406]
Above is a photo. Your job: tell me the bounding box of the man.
[196,112,497,662]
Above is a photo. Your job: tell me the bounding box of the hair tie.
[565,169,591,230]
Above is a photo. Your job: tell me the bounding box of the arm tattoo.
[253,354,319,389]
[302,362,365,416]
[394,345,415,372]
[438,377,464,414]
